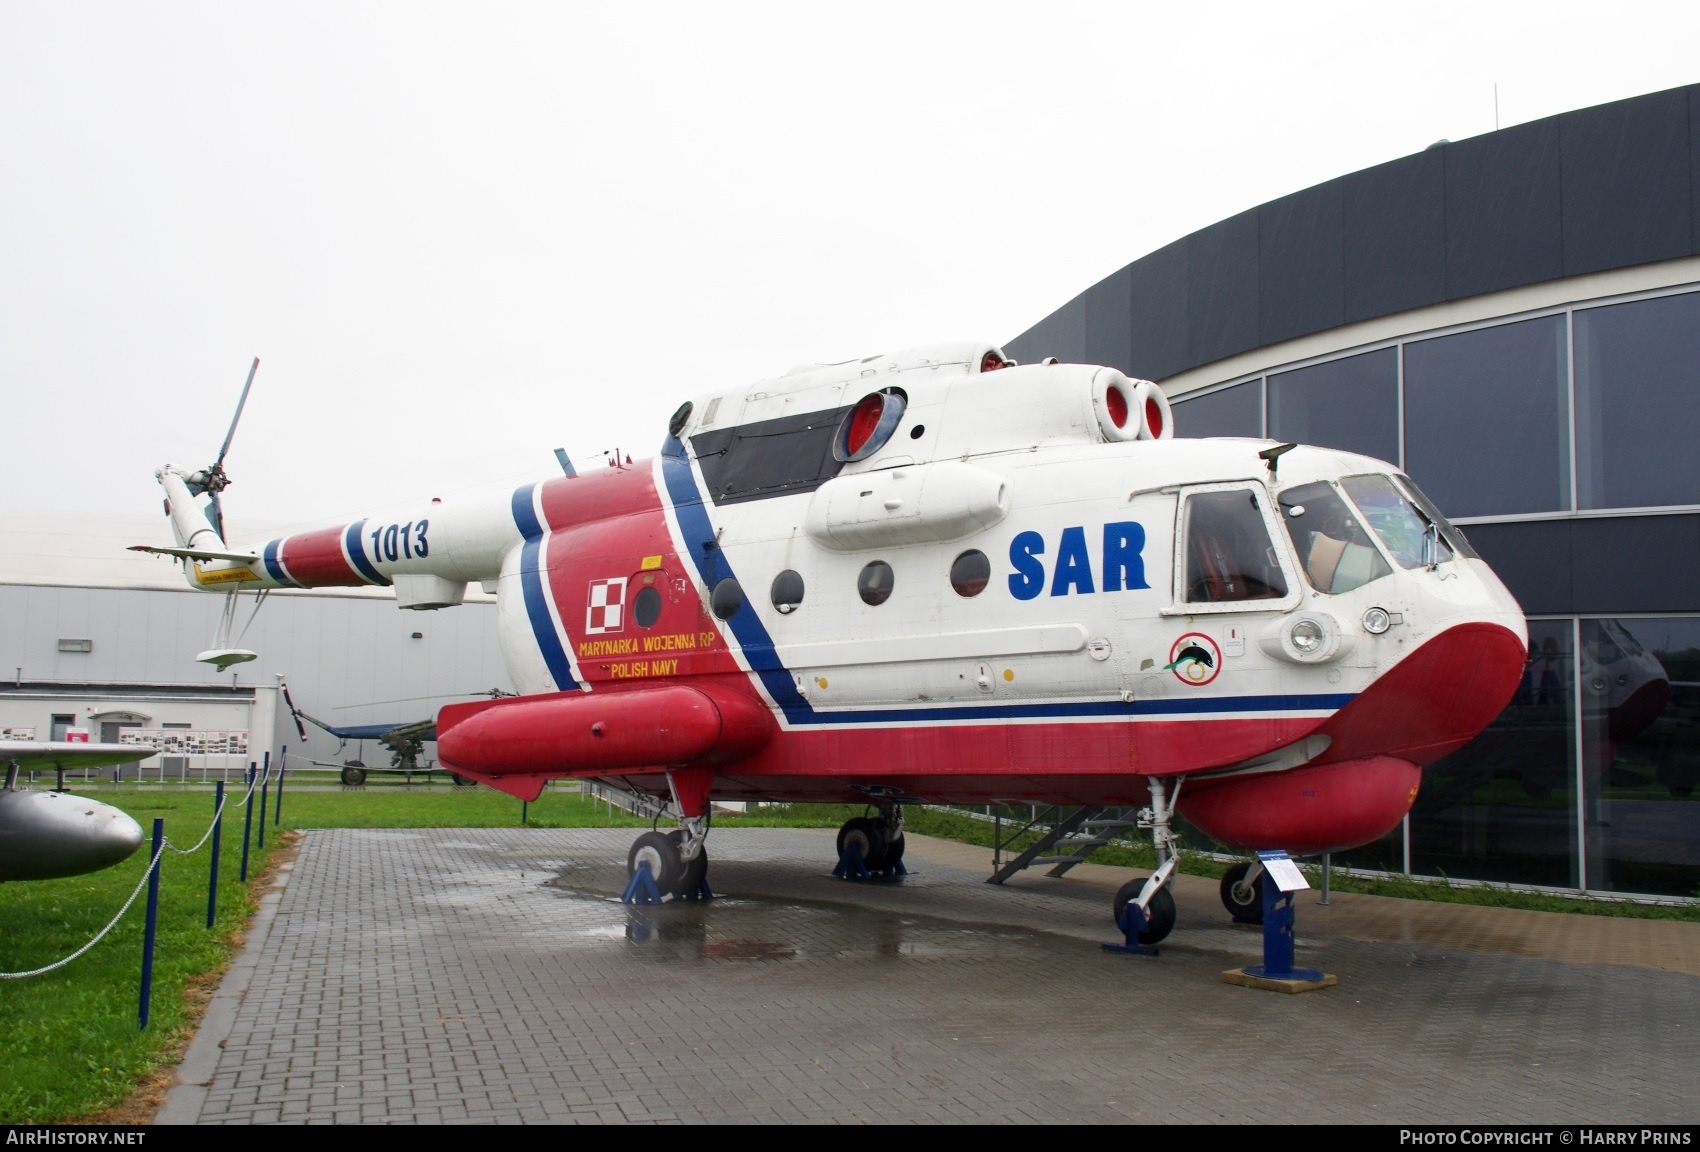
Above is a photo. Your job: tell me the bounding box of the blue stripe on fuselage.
[344,520,390,586]
[510,483,578,692]
[261,539,300,588]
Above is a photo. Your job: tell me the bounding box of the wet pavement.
[159,827,1700,1124]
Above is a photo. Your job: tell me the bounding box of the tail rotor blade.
[216,357,260,469]
[208,491,225,541]
[280,682,309,742]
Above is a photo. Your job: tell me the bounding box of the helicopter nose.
[0,790,146,882]
[1314,621,1529,767]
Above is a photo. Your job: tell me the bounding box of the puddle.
[541,867,1044,964]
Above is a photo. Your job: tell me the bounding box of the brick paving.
[161,827,1700,1124]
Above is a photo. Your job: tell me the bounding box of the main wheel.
[628,830,684,894]
[450,773,476,788]
[1219,862,1265,924]
[341,762,367,787]
[1112,878,1175,945]
[836,817,888,869]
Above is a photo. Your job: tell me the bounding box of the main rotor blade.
[216,357,261,468]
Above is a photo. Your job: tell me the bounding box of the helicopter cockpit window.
[1277,481,1392,594]
[1394,474,1479,559]
[1182,490,1288,603]
[1340,474,1453,569]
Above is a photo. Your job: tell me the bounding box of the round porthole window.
[711,577,743,620]
[857,561,894,606]
[771,569,805,614]
[949,549,990,597]
[633,585,663,628]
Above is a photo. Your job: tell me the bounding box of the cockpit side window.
[1277,481,1392,594]
[1182,490,1289,603]
[1341,474,1453,569]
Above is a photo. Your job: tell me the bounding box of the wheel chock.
[1102,901,1159,957]
[621,862,663,905]
[832,844,909,882]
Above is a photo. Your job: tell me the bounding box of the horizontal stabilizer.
[1,741,152,771]
[129,544,261,563]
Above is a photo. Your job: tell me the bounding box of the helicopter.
[133,344,1528,943]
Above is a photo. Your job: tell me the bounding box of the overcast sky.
[4,1,1697,535]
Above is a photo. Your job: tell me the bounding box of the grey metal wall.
[0,584,510,765]
[1005,85,1700,383]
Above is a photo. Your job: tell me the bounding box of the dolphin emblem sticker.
[1166,632,1222,686]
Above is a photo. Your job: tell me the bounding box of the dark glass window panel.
[1173,380,1262,438]
[1182,490,1287,603]
[1579,617,1700,898]
[632,585,662,628]
[710,577,743,620]
[1575,292,1700,510]
[770,570,804,614]
[949,550,990,598]
[1268,347,1398,463]
[1402,315,1569,518]
[857,561,894,606]
[1409,619,1578,888]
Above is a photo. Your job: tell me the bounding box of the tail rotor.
[185,357,260,541]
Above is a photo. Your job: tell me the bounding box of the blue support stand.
[1221,856,1337,993]
[1101,899,1158,957]
[831,841,908,881]
[621,862,663,905]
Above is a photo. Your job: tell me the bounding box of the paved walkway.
[159,827,1700,1124]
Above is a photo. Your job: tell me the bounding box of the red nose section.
[1313,621,1528,767]
[436,683,774,798]
[1178,755,1420,855]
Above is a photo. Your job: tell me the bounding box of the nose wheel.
[1219,860,1267,923]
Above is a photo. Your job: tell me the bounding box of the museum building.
[1006,83,1700,899]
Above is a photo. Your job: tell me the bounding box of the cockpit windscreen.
[1277,481,1392,594]
[1340,474,1453,569]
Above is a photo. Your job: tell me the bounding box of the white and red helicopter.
[135,345,1528,941]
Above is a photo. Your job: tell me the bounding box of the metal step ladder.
[985,805,1139,884]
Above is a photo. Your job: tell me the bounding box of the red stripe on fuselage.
[279,526,363,587]
[536,467,746,683]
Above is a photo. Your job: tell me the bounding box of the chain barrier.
[1,760,273,980]
[0,837,169,980]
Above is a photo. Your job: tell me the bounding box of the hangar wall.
[1006,84,1700,901]
[0,580,510,778]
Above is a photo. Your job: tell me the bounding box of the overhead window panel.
[1172,380,1262,439]
[1402,315,1569,519]
[1575,291,1700,511]
[1267,347,1398,463]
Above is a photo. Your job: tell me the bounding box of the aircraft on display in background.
[279,682,496,788]
[0,742,147,882]
[132,344,1527,942]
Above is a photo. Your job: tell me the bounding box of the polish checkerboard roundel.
[586,578,627,634]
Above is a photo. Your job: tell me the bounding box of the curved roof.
[1006,84,1700,382]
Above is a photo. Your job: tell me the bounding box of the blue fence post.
[240,763,255,882]
[257,758,269,849]
[139,818,163,1030]
[274,745,287,826]
[207,781,224,929]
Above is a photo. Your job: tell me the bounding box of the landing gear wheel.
[1112,878,1175,945]
[340,762,367,787]
[836,817,888,869]
[450,773,476,788]
[1219,862,1265,924]
[628,830,683,895]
